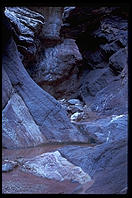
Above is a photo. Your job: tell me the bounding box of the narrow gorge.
[2,6,128,194]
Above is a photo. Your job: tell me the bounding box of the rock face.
[2,12,89,149]
[2,6,128,194]
[27,38,82,98]
[5,7,45,66]
[28,7,64,45]
[61,6,128,115]
[5,7,83,99]
[59,138,127,194]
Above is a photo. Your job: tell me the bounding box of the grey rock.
[2,93,46,149]
[80,67,115,106]
[28,39,82,98]
[2,32,87,148]
[28,7,64,45]
[2,162,16,172]
[63,7,76,20]
[67,99,82,105]
[30,39,82,83]
[90,77,128,116]
[2,66,14,109]
[74,114,128,144]
[109,47,128,75]
[58,138,127,180]
[21,150,92,184]
[5,7,44,66]
[70,112,84,122]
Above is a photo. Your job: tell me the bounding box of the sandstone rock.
[70,105,84,114]
[21,150,92,184]
[27,38,82,98]
[2,163,14,172]
[89,78,128,116]
[61,7,128,72]
[100,40,121,58]
[63,7,76,20]
[29,39,82,83]
[58,99,83,114]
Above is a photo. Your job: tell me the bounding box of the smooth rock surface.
[59,139,127,184]
[2,66,14,109]
[2,93,46,149]
[80,67,115,105]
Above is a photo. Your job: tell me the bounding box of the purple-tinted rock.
[109,47,128,75]
[58,138,127,193]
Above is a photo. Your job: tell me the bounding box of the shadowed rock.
[2,13,88,149]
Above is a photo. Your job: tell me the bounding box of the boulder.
[58,138,127,193]
[2,93,46,149]
[28,38,82,98]
[2,160,18,172]
[67,99,82,105]
[20,150,92,184]
[74,114,128,144]
[70,112,84,122]
[29,39,82,83]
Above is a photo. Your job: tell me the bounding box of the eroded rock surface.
[21,150,92,184]
[27,38,82,98]
[5,7,45,66]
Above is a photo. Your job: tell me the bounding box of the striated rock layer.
[5,7,83,99]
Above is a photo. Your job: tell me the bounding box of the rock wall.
[61,6,128,116]
[5,7,83,99]
[2,6,128,148]
[2,6,128,194]
[2,11,89,149]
